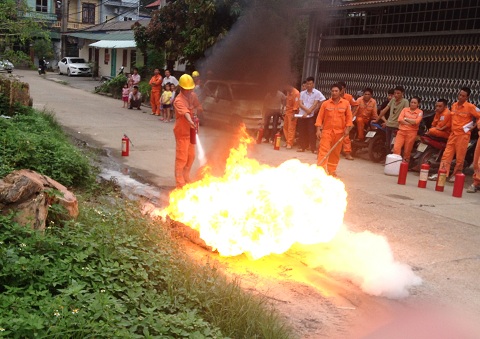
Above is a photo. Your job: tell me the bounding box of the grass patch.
[0,104,95,187]
[0,102,294,338]
[0,194,294,338]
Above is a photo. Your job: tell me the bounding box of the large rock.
[0,169,78,231]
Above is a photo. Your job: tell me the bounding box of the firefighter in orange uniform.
[431,87,480,183]
[149,68,163,115]
[315,83,353,176]
[283,84,300,149]
[392,97,423,162]
[339,81,358,160]
[173,74,202,188]
[426,99,451,139]
[355,88,378,140]
[467,124,480,193]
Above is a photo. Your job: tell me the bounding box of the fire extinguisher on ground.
[273,132,281,150]
[122,134,131,156]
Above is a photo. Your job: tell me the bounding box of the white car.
[58,57,91,76]
[0,59,14,73]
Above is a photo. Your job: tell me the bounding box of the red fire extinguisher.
[256,127,264,144]
[190,115,199,145]
[397,161,408,185]
[452,172,465,198]
[435,167,447,192]
[273,132,281,150]
[122,134,130,156]
[417,163,430,188]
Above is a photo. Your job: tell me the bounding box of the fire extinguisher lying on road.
[122,134,133,156]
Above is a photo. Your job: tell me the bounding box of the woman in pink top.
[393,97,423,162]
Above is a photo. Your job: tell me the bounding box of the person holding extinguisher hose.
[173,74,202,188]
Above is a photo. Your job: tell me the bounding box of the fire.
[165,128,347,260]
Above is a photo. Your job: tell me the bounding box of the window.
[104,49,110,65]
[36,0,48,12]
[82,3,95,24]
[130,50,136,70]
[216,84,232,101]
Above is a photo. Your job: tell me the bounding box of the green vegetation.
[0,98,94,187]
[0,102,294,338]
[95,74,128,99]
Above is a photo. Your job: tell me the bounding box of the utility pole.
[61,0,69,57]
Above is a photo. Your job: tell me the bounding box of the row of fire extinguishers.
[121,116,200,156]
[255,127,282,150]
[397,161,466,198]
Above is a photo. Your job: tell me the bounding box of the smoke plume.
[294,227,422,299]
[198,5,294,91]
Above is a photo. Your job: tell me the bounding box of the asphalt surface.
[15,69,480,320]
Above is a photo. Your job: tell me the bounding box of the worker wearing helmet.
[173,74,203,188]
[192,71,200,78]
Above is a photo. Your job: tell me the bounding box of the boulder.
[0,169,79,231]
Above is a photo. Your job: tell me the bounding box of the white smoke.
[293,227,422,299]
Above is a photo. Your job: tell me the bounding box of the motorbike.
[410,128,478,174]
[367,110,435,163]
[38,61,49,75]
[349,116,371,156]
[99,66,124,84]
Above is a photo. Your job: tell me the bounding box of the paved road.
[17,69,480,319]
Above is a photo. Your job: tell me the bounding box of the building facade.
[302,0,480,111]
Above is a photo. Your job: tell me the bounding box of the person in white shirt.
[162,69,179,86]
[129,67,141,89]
[128,85,142,110]
[297,76,326,153]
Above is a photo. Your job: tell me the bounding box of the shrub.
[95,74,128,98]
[0,108,95,187]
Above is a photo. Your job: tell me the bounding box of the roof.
[68,31,134,40]
[146,0,161,8]
[89,40,136,48]
[83,19,150,32]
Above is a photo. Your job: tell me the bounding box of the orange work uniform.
[149,74,163,115]
[283,87,300,147]
[355,96,378,140]
[472,126,480,187]
[173,91,202,188]
[427,108,451,139]
[315,98,353,174]
[439,101,480,177]
[341,93,358,153]
[393,108,423,162]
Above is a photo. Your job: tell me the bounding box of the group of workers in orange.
[282,78,480,192]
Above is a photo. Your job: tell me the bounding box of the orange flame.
[165,128,347,260]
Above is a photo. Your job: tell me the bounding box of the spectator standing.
[392,97,423,162]
[128,85,142,110]
[262,90,286,143]
[430,87,480,182]
[377,86,409,151]
[121,83,129,108]
[426,99,451,139]
[297,76,326,153]
[379,89,395,122]
[130,67,141,88]
[355,88,378,140]
[315,83,353,176]
[339,81,359,160]
[283,84,300,149]
[148,68,163,116]
[162,69,179,87]
[173,74,202,188]
[467,126,480,193]
[161,83,173,122]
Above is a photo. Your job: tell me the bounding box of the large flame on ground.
[165,129,347,260]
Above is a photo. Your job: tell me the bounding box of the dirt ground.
[19,69,480,338]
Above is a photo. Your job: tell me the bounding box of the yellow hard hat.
[192,70,200,78]
[179,74,195,90]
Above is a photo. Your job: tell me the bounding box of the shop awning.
[89,40,136,48]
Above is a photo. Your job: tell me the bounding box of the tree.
[0,0,50,49]
[142,0,246,69]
